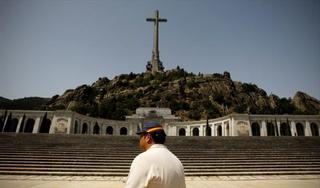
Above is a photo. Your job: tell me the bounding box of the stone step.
[1,156,319,161]
[0,152,318,157]
[0,170,319,176]
[0,163,319,169]
[2,158,319,164]
[1,166,320,172]
[1,160,320,166]
[0,134,319,176]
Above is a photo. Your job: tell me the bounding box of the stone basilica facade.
[0,108,319,137]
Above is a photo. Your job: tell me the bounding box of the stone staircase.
[0,133,319,176]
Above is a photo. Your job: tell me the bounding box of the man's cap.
[136,121,164,135]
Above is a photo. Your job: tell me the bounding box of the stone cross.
[146,10,167,73]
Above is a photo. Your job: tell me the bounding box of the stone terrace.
[0,133,320,176]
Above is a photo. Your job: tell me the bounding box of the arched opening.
[24,119,35,133]
[82,123,88,134]
[217,125,222,136]
[74,121,79,134]
[179,128,186,136]
[4,118,18,132]
[39,119,51,133]
[0,115,4,132]
[93,123,100,134]
[267,123,275,136]
[310,123,319,136]
[296,123,305,136]
[251,123,260,136]
[280,123,291,136]
[206,126,212,136]
[120,127,127,135]
[192,127,199,136]
[106,126,113,135]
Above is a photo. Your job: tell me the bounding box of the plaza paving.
[0,175,319,188]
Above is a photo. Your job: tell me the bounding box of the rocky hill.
[45,68,320,121]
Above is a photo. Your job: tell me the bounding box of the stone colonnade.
[0,110,319,137]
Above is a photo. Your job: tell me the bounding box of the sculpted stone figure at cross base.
[146,10,166,74]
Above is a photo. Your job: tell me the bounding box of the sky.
[0,0,319,100]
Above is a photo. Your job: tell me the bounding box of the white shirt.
[125,144,186,188]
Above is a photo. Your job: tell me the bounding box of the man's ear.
[146,134,153,144]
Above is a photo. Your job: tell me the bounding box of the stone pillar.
[211,125,215,136]
[79,121,83,134]
[66,118,72,134]
[50,116,57,134]
[2,115,9,132]
[261,121,267,136]
[222,124,225,136]
[276,121,281,136]
[305,121,312,136]
[173,125,177,136]
[186,125,191,136]
[224,122,229,136]
[16,116,24,133]
[88,122,92,135]
[290,121,297,136]
[231,118,236,136]
[200,125,204,136]
[33,117,41,133]
[249,123,252,136]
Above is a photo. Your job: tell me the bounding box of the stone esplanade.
[0,108,319,137]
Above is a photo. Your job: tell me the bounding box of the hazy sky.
[0,0,319,100]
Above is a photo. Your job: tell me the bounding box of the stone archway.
[39,119,51,133]
[206,126,212,136]
[280,123,291,136]
[217,125,222,136]
[296,123,305,136]
[0,115,4,132]
[310,123,319,136]
[82,123,88,134]
[93,123,100,134]
[192,127,199,136]
[120,127,127,135]
[251,123,260,136]
[106,126,113,135]
[179,128,186,136]
[4,118,18,132]
[24,119,35,133]
[266,123,275,136]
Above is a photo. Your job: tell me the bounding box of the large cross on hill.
[146,10,167,73]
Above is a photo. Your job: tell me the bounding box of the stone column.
[261,121,267,136]
[49,116,57,134]
[224,122,229,136]
[200,125,204,136]
[305,121,312,136]
[231,118,236,136]
[33,117,41,133]
[276,121,281,136]
[172,125,177,136]
[88,122,92,135]
[186,125,191,136]
[16,116,23,133]
[249,123,252,136]
[211,125,215,136]
[290,121,297,136]
[222,124,225,136]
